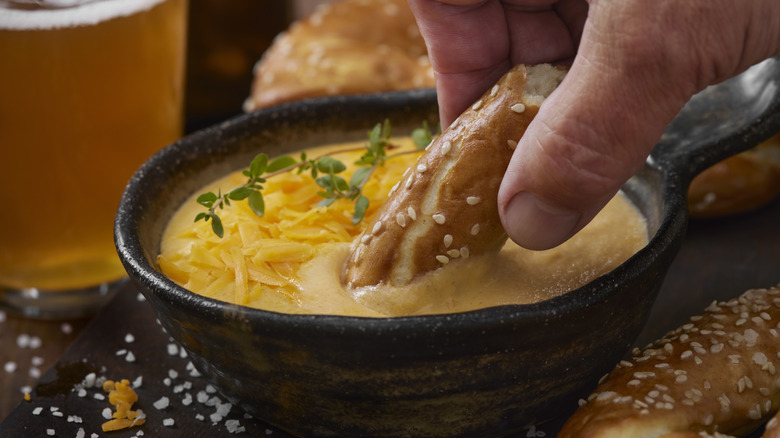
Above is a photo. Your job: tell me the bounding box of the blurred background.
[185,0,334,132]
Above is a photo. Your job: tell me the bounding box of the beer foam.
[0,0,168,30]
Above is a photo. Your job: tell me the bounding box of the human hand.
[408,0,780,250]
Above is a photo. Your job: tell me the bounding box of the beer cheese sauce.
[159,138,648,317]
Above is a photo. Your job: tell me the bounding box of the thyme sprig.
[195,120,435,238]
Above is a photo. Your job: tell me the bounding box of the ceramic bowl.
[115,58,780,437]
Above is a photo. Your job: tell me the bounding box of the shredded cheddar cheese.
[101,379,146,432]
[158,138,421,309]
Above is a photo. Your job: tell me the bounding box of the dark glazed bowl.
[115,58,780,437]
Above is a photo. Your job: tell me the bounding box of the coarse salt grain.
[206,396,221,407]
[125,351,136,362]
[16,334,30,348]
[46,429,55,436]
[32,407,43,415]
[4,361,16,373]
[153,396,170,410]
[187,362,202,377]
[167,343,179,356]
[29,336,42,349]
[163,418,175,427]
[125,333,135,343]
[226,419,246,434]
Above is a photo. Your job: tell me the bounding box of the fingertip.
[500,190,582,250]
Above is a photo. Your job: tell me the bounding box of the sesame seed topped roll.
[558,284,780,438]
[343,64,567,288]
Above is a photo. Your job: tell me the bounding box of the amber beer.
[0,0,187,295]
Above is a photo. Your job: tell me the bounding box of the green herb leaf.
[317,197,337,207]
[332,174,349,192]
[352,195,369,225]
[267,155,297,173]
[350,166,372,187]
[368,123,381,150]
[317,156,346,174]
[196,192,218,208]
[227,186,254,200]
[315,175,333,190]
[412,120,433,150]
[209,213,224,238]
[247,190,265,217]
[194,212,209,222]
[249,153,269,177]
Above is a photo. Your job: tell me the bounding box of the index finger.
[408,0,579,125]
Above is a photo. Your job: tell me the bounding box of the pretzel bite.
[245,0,434,110]
[558,284,780,438]
[343,64,567,288]
[688,133,780,218]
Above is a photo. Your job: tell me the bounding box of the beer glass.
[0,0,187,317]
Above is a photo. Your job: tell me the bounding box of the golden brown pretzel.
[688,133,780,218]
[558,284,780,438]
[245,0,434,111]
[343,64,567,288]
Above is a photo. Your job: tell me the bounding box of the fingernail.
[502,191,581,250]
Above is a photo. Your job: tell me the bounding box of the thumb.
[497,20,697,250]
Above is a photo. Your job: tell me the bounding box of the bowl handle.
[648,56,780,184]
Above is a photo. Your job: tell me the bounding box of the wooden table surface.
[1,198,778,437]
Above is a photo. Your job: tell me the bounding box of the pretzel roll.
[558,284,780,438]
[245,0,434,111]
[764,410,780,437]
[688,133,780,218]
[343,64,567,288]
